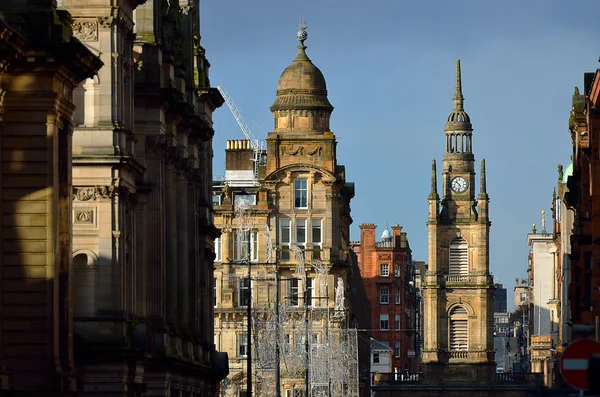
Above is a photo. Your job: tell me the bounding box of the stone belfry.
[423,59,495,381]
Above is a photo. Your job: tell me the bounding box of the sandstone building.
[422,59,496,381]
[212,26,369,397]
[0,0,227,395]
[352,224,418,372]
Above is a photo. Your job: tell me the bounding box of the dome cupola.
[270,19,333,133]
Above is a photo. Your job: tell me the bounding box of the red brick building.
[565,70,600,340]
[352,224,417,371]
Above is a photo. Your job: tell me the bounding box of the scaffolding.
[220,202,359,397]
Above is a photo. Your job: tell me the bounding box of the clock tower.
[422,59,495,381]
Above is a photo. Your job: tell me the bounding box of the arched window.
[449,306,468,351]
[72,252,97,316]
[449,237,468,274]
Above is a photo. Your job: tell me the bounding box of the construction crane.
[217,86,265,185]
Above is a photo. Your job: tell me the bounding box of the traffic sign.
[560,338,600,390]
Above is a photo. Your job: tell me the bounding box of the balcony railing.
[445,275,477,283]
[372,372,543,386]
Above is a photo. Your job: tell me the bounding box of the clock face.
[451,177,468,193]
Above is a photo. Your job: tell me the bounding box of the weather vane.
[297,16,308,45]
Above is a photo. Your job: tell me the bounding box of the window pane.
[380,264,389,277]
[294,179,308,208]
[296,219,306,244]
[288,279,299,306]
[312,219,322,243]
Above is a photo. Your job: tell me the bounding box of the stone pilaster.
[176,169,189,327]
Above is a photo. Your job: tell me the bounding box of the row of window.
[236,332,320,357]
[214,277,324,308]
[379,313,403,331]
[213,218,323,263]
[379,263,404,277]
[379,288,402,305]
[213,178,310,209]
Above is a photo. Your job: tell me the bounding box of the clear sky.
[201,0,600,309]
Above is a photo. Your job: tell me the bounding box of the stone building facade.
[352,224,417,372]
[213,27,368,397]
[0,0,228,395]
[422,59,496,382]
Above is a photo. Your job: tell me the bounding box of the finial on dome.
[297,17,308,45]
[453,58,464,111]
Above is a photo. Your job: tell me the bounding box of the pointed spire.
[479,158,487,195]
[453,59,464,111]
[429,159,438,199]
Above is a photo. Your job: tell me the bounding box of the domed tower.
[265,22,339,176]
[423,59,495,382]
[270,23,333,135]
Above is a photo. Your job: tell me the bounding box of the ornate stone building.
[422,59,496,381]
[213,26,368,397]
[0,0,227,395]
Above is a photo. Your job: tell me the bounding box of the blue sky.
[201,0,600,309]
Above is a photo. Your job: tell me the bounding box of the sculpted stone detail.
[280,145,323,156]
[378,254,391,260]
[74,209,94,224]
[73,186,115,201]
[72,20,98,42]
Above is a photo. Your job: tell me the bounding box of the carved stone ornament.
[280,145,323,157]
[74,210,94,224]
[73,186,115,201]
[72,20,98,42]
[378,254,391,260]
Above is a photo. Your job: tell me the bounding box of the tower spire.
[479,158,487,197]
[430,159,438,199]
[453,59,464,111]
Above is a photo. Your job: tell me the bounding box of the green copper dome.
[562,162,573,184]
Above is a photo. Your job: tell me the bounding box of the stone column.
[144,136,166,318]
[165,160,177,325]
[1,63,98,392]
[134,197,148,316]
[176,168,189,327]
[188,182,199,331]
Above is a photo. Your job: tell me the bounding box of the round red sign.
[560,338,600,390]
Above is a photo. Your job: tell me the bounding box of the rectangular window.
[380,264,389,277]
[380,288,389,304]
[233,230,258,261]
[234,194,256,209]
[373,353,380,364]
[395,289,401,304]
[380,314,389,330]
[295,334,306,353]
[395,341,401,358]
[212,194,222,206]
[311,219,322,260]
[294,179,308,208]
[238,333,248,357]
[238,277,250,307]
[214,277,218,307]
[288,278,299,306]
[395,263,401,277]
[306,278,315,307]
[239,391,248,397]
[395,314,401,330]
[214,237,222,262]
[296,219,307,249]
[280,218,291,260]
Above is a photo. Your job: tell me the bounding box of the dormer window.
[294,179,308,208]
